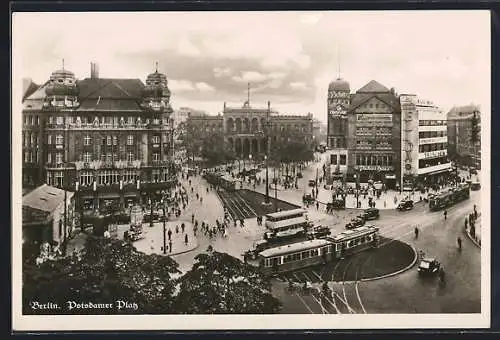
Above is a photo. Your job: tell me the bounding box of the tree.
[470,111,480,168]
[272,130,314,177]
[172,248,282,314]
[23,236,180,314]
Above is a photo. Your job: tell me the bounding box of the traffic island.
[132,220,199,256]
[326,237,417,282]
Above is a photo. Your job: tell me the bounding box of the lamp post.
[264,155,270,204]
[354,173,359,209]
[161,199,166,254]
[149,198,154,228]
[274,166,278,212]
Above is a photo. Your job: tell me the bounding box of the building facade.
[346,80,401,188]
[447,105,481,169]
[326,78,350,179]
[22,63,176,212]
[400,95,451,189]
[186,100,314,161]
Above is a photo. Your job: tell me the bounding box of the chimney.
[90,62,99,79]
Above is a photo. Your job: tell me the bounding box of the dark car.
[418,257,441,276]
[470,182,481,191]
[345,216,366,229]
[308,179,316,187]
[397,200,414,211]
[296,172,303,178]
[362,208,380,220]
[303,193,315,204]
[307,225,331,240]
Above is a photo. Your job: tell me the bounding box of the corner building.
[22,63,176,211]
[346,80,401,188]
[326,78,350,179]
[400,95,451,189]
[447,105,481,169]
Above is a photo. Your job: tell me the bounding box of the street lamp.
[354,173,359,209]
[161,199,166,254]
[149,198,154,228]
[264,155,270,204]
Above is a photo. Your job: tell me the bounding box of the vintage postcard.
[12,10,490,331]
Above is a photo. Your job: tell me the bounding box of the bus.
[429,184,470,211]
[258,225,379,274]
[264,208,311,241]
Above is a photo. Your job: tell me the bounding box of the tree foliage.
[173,249,282,314]
[23,236,180,314]
[470,111,480,144]
[23,240,282,315]
[272,130,314,164]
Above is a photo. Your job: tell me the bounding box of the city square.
[15,10,488,327]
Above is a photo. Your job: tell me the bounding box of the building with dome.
[22,62,176,212]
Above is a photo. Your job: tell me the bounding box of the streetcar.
[429,183,470,211]
[258,225,379,274]
[264,208,311,241]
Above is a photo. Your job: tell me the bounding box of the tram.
[429,183,470,211]
[258,225,379,274]
[204,172,239,191]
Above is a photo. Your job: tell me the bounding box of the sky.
[13,10,490,123]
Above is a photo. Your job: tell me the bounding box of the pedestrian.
[465,218,468,230]
[316,201,319,210]
[192,213,195,223]
[185,234,189,245]
[176,225,179,233]
[169,240,172,253]
[384,200,387,208]
[181,223,185,233]
[444,210,447,220]
[457,236,462,250]
[414,227,419,239]
[168,229,172,241]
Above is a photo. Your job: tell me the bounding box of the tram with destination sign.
[258,225,379,274]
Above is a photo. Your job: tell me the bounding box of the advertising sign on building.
[356,114,392,124]
[355,165,394,171]
[421,150,447,159]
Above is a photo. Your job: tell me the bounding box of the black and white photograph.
[12,10,490,330]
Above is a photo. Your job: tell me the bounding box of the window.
[152,135,160,144]
[56,116,64,125]
[107,136,112,146]
[49,116,54,124]
[152,153,160,162]
[127,152,134,162]
[152,169,160,182]
[36,116,40,125]
[31,116,35,125]
[106,153,112,163]
[112,136,118,146]
[47,135,53,145]
[24,116,29,125]
[83,152,92,163]
[24,151,29,163]
[127,116,134,125]
[331,154,338,165]
[47,153,52,163]
[55,135,64,145]
[340,155,347,165]
[55,172,64,187]
[84,135,91,146]
[55,153,63,164]
[127,135,134,145]
[80,171,93,186]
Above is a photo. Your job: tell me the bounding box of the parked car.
[306,225,331,240]
[308,179,316,187]
[362,208,380,220]
[345,216,366,229]
[397,200,414,211]
[418,257,441,276]
[470,182,481,191]
[296,172,303,178]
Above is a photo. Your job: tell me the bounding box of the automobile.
[243,240,270,261]
[143,213,160,223]
[306,225,331,240]
[469,168,478,175]
[324,184,334,190]
[296,172,303,178]
[362,207,380,220]
[308,179,316,187]
[303,193,315,204]
[470,182,481,191]
[345,216,366,229]
[417,257,441,276]
[397,200,414,211]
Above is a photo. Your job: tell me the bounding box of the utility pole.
[63,183,68,256]
[274,167,278,212]
[162,202,166,254]
[265,101,271,204]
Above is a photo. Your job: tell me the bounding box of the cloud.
[232,71,268,83]
[169,79,195,91]
[176,37,200,56]
[289,82,308,90]
[195,82,215,92]
[213,67,232,77]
